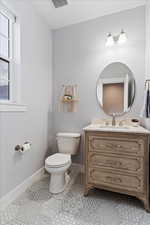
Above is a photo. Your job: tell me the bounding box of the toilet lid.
[45,153,71,167]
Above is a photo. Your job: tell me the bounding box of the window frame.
[0,12,12,102]
[0,2,27,112]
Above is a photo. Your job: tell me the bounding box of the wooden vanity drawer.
[84,131,149,211]
[88,152,143,174]
[88,136,145,156]
[88,168,144,193]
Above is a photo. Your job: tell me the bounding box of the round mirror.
[97,62,135,116]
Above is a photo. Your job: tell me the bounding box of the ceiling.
[17,0,147,29]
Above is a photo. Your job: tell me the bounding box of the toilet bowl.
[45,132,80,194]
[45,153,71,193]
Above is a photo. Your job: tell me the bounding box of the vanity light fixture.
[106,30,127,47]
[118,29,127,44]
[106,33,115,47]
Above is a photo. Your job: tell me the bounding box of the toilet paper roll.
[21,143,31,153]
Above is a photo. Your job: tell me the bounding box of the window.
[0,3,26,111]
[0,11,13,101]
[0,12,10,101]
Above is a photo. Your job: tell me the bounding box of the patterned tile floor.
[0,166,150,225]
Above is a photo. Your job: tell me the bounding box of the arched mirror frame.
[96,62,136,116]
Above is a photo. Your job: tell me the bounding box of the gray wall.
[0,4,146,198]
[53,6,145,163]
[0,2,53,198]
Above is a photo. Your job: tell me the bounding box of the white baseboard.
[0,167,45,211]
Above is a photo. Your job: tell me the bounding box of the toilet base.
[49,172,71,194]
[49,172,66,194]
[45,162,71,194]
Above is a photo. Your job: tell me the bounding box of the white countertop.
[83,124,150,134]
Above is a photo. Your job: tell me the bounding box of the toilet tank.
[56,133,81,155]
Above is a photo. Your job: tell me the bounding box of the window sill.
[0,103,27,112]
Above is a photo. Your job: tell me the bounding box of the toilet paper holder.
[15,142,31,152]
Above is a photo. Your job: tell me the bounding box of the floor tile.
[0,168,149,225]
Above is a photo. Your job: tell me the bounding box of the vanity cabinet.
[84,131,150,211]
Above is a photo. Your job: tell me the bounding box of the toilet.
[45,132,81,194]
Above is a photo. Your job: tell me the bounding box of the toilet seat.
[57,133,81,138]
[45,153,71,168]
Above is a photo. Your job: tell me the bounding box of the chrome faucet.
[112,113,116,126]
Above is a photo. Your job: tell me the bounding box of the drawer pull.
[106,176,122,184]
[105,160,122,167]
[117,145,121,148]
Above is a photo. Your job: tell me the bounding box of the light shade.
[106,33,114,47]
[118,30,127,44]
